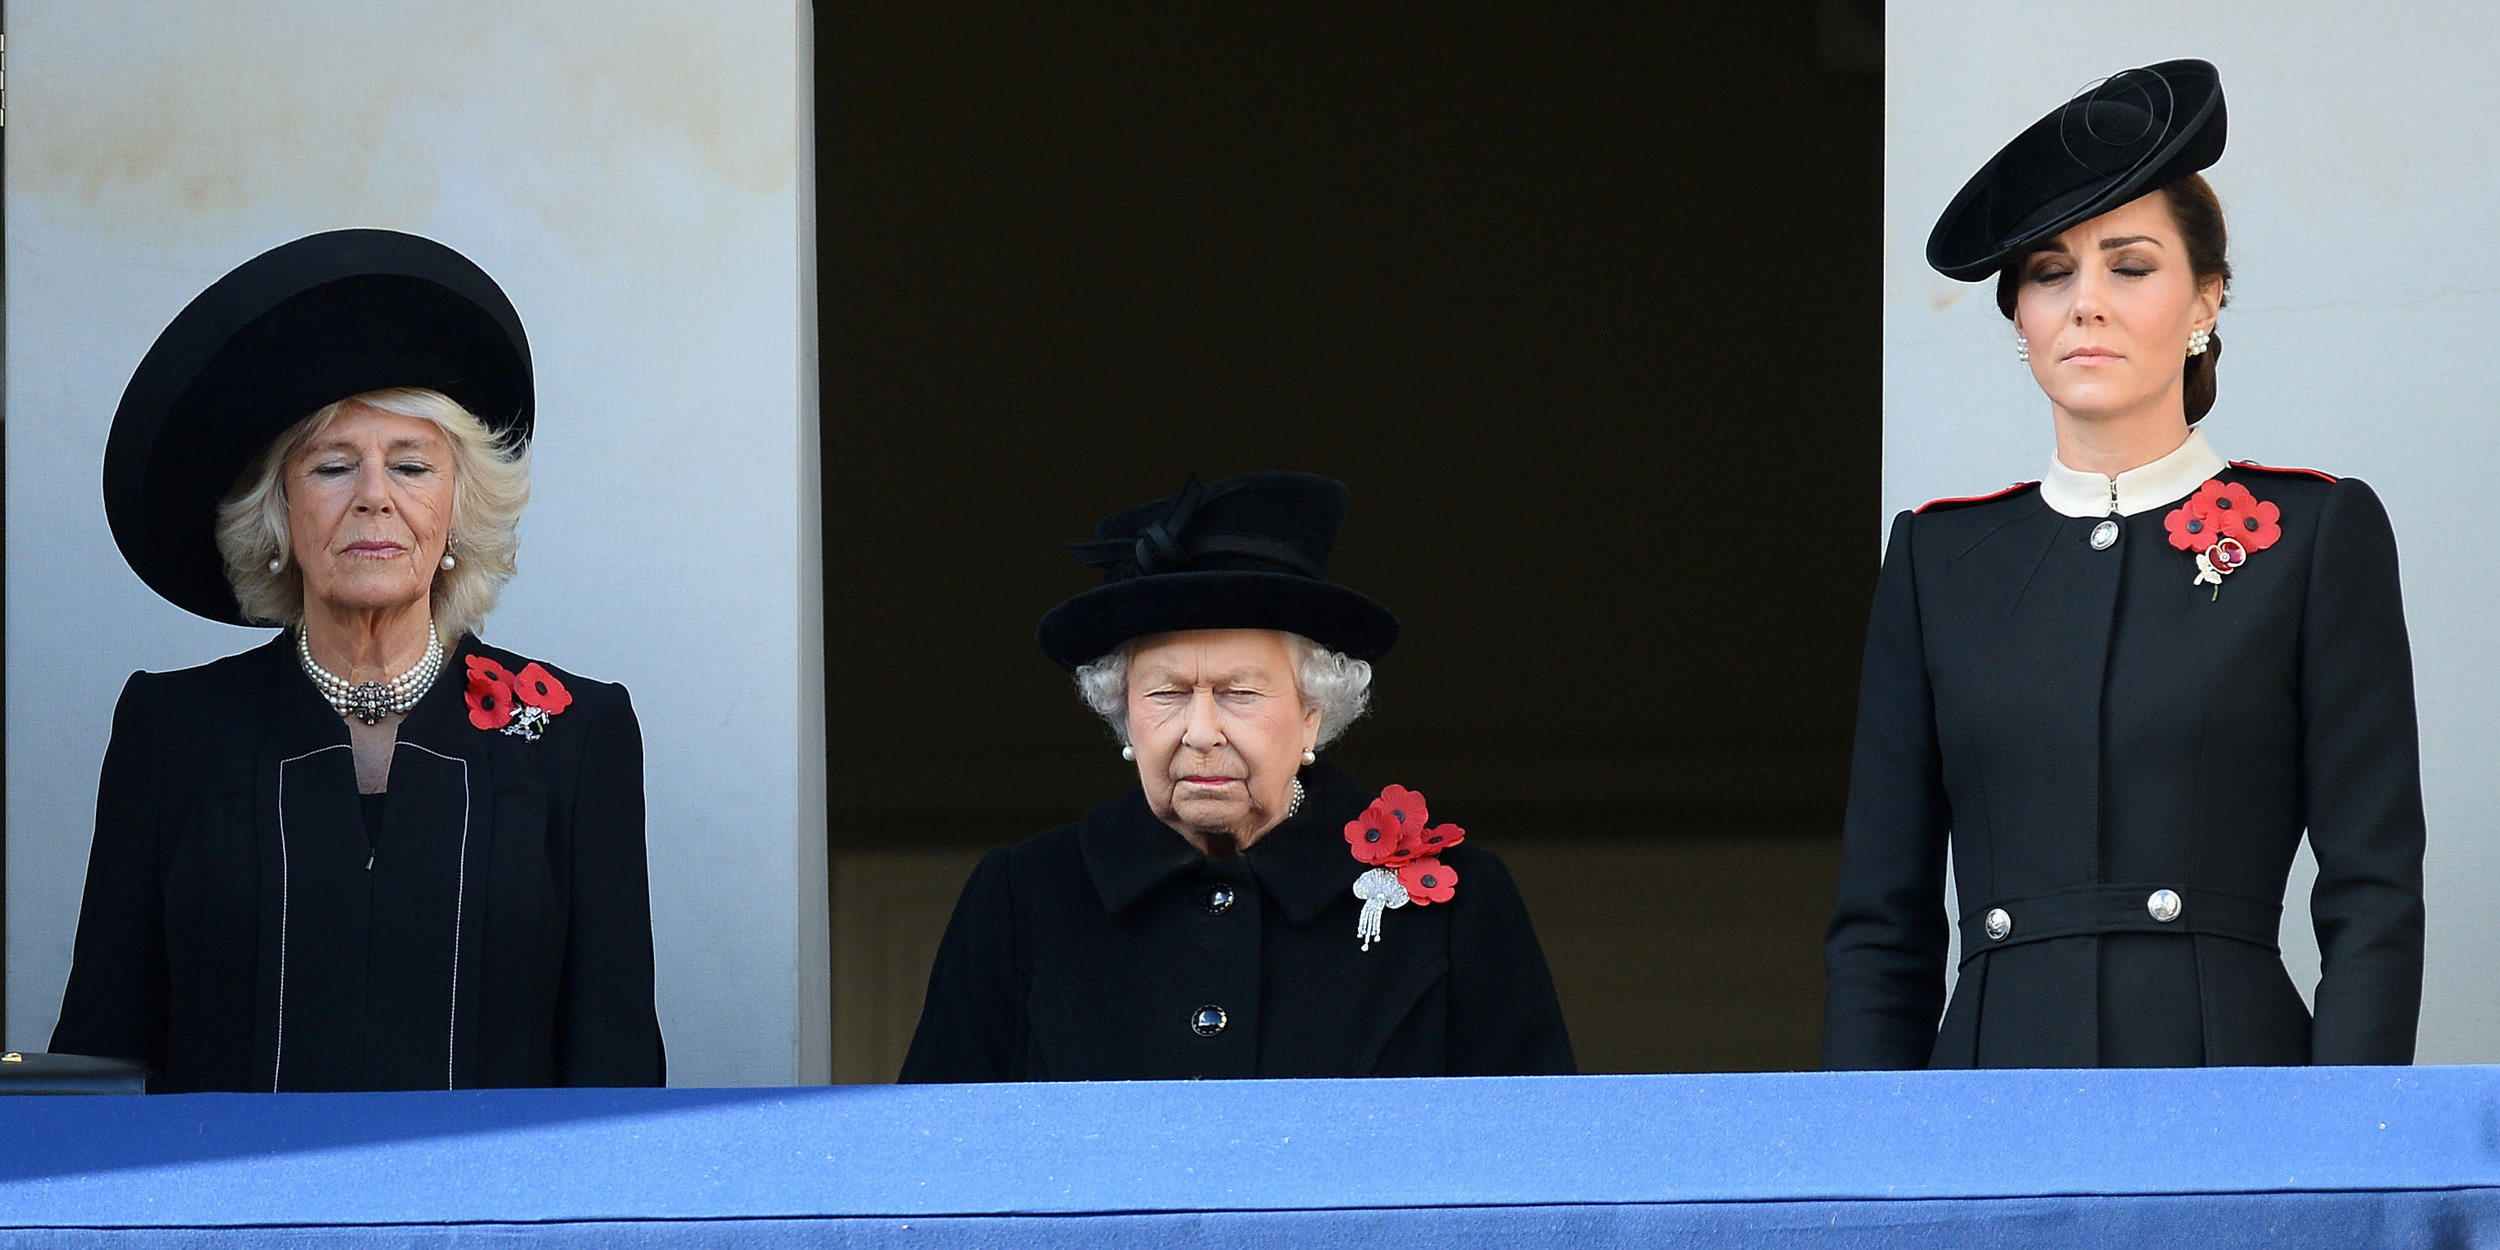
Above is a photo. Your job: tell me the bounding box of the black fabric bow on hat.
[1034,471,1400,668]
[1068,476,1327,582]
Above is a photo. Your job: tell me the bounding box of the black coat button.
[1206,886,1235,914]
[1191,1005,1228,1036]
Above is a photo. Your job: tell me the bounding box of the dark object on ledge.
[0,1052,148,1095]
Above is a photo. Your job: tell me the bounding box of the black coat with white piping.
[52,635,665,1091]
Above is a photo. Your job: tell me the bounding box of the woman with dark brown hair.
[1822,61,2425,1069]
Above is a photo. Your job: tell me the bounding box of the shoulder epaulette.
[2228,459,2337,483]
[1915,481,2040,514]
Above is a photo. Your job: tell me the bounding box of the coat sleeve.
[553,686,667,1086]
[1822,511,1955,1069]
[898,847,1025,1083]
[51,675,172,1077]
[1444,847,1576,1076]
[2299,478,2426,1064]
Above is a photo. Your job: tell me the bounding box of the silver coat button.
[2147,889,2183,923]
[1191,1005,1228,1036]
[1984,908,2013,941]
[1206,886,1235,915]
[2090,519,2120,550]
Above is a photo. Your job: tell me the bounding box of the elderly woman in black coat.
[1822,61,2425,1069]
[901,472,1575,1081]
[52,230,665,1091]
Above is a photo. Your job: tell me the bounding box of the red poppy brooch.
[1343,784,1465,951]
[2163,479,2282,599]
[465,655,574,739]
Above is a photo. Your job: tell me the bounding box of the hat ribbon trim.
[1067,474,1324,581]
[1067,532,1325,582]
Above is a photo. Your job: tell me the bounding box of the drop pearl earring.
[1120,745,1135,761]
[441,552,457,570]
[2013,333,2031,363]
[267,556,284,573]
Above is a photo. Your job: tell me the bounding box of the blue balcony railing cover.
[3,1065,2497,1246]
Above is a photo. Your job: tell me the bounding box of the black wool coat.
[1822,466,2425,1069]
[898,763,1576,1082]
[52,635,666,1092]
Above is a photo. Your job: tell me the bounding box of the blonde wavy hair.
[214,387,531,641]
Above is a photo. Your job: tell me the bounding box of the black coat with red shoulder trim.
[897,761,1575,1082]
[1822,464,2425,1069]
[52,634,665,1091]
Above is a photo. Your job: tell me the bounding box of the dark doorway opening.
[815,2,1882,1077]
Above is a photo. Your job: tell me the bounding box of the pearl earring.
[1301,749,1316,766]
[267,556,284,573]
[441,552,457,571]
[2013,332,2030,363]
[2187,326,2212,357]
[1120,745,1135,761]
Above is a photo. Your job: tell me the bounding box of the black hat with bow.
[1036,471,1400,668]
[104,228,534,624]
[1928,59,2226,281]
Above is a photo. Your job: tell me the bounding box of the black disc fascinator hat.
[104,229,534,624]
[1036,472,1400,669]
[1927,59,2225,281]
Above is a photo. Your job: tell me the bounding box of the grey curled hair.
[1073,632,1373,748]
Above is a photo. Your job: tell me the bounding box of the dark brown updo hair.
[1995,174,2233,423]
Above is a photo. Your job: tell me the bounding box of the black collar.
[1079,761,1371,927]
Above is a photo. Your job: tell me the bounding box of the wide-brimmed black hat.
[104,229,534,624]
[1036,472,1400,668]
[1928,59,2225,281]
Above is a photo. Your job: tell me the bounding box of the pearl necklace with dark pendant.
[298,622,445,725]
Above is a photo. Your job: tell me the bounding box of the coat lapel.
[392,636,508,1088]
[249,636,355,1092]
[1078,790,1207,915]
[1243,764,1367,927]
[247,633,513,1090]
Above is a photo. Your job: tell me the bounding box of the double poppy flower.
[465,655,573,734]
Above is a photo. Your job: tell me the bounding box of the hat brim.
[104,229,533,624]
[1927,60,2225,281]
[1036,571,1400,669]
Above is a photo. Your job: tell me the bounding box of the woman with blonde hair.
[54,230,665,1091]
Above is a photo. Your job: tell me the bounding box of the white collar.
[2039,428,2226,518]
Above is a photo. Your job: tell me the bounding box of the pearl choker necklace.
[298,623,446,725]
